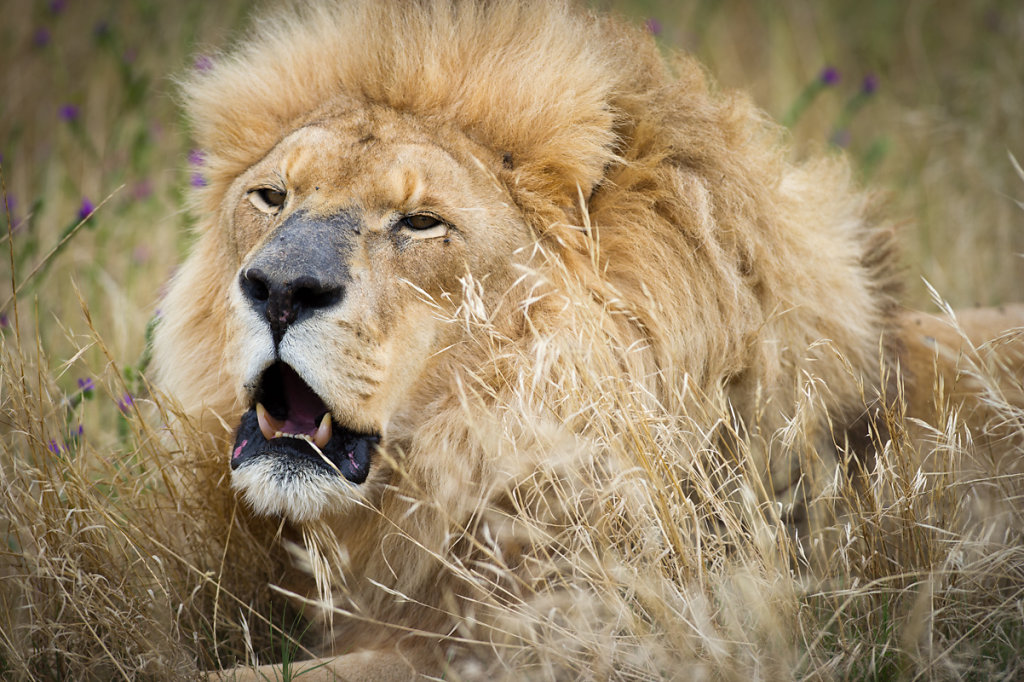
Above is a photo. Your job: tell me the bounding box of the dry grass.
[1,0,1023,679]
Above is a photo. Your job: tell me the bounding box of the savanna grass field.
[2,1,1023,679]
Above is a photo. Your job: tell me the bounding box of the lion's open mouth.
[230,362,378,483]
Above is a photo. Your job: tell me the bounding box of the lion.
[150,0,1024,678]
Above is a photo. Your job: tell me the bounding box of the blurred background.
[1,0,1021,373]
[1,1,1021,676]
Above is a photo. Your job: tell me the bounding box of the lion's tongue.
[281,366,324,433]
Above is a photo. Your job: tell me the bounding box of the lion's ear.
[502,110,619,233]
[507,143,612,222]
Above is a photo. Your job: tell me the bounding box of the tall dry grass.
[1,0,1022,679]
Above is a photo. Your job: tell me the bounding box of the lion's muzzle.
[231,210,382,488]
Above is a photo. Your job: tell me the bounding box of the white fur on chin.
[230,458,363,523]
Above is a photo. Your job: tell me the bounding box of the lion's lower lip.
[231,408,378,483]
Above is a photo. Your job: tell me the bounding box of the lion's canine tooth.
[256,402,284,440]
[313,412,332,448]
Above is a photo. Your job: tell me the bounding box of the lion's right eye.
[248,187,287,214]
[398,214,448,239]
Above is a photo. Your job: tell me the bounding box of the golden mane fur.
[148,0,1022,677]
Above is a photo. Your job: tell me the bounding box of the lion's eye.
[404,214,439,230]
[399,214,448,239]
[248,187,287,214]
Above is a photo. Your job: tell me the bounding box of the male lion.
[151,0,1024,678]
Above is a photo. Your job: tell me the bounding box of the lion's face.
[223,108,529,521]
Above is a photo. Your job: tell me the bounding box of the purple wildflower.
[830,129,851,148]
[0,314,8,329]
[132,179,153,200]
[78,198,95,221]
[33,28,51,48]
[3,193,14,215]
[75,424,84,437]
[188,148,206,166]
[644,18,662,36]
[190,171,208,188]
[819,67,840,86]
[59,104,79,122]
[77,377,95,393]
[118,393,134,414]
[94,21,110,38]
[861,74,878,95]
[48,440,62,455]
[194,54,213,72]
[49,0,67,14]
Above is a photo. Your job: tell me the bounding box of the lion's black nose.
[239,210,357,345]
[240,268,343,343]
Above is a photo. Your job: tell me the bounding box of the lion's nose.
[240,267,343,344]
[238,209,358,344]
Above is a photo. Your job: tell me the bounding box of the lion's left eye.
[248,187,287,214]
[399,214,448,239]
